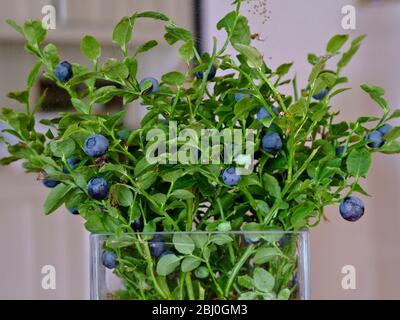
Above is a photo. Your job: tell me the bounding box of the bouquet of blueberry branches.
[1,0,400,300]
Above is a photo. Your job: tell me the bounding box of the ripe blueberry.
[222,167,241,186]
[339,196,365,222]
[63,157,80,173]
[149,234,165,258]
[312,87,329,100]
[131,219,142,232]
[196,64,217,81]
[84,134,109,157]
[365,131,384,149]
[70,208,79,215]
[42,178,60,188]
[262,132,283,154]
[139,77,159,94]
[235,93,251,102]
[336,145,346,156]
[102,251,118,269]
[377,124,392,136]
[55,61,73,83]
[257,106,279,123]
[88,177,109,200]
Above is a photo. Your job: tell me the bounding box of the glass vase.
[90,231,310,300]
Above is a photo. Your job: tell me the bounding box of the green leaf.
[6,19,23,36]
[161,72,186,86]
[238,292,258,300]
[378,141,400,154]
[50,138,75,157]
[326,34,349,53]
[112,184,133,207]
[262,173,281,199]
[137,171,158,190]
[217,11,236,32]
[71,98,88,114]
[253,267,275,293]
[27,62,42,88]
[112,17,133,51]
[388,109,400,121]
[278,288,291,300]
[217,221,232,232]
[173,234,195,254]
[160,170,183,183]
[181,256,201,272]
[384,127,400,142]
[234,44,263,69]
[361,84,389,112]
[44,184,74,215]
[179,40,194,63]
[231,16,251,46]
[170,189,195,200]
[210,234,233,245]
[134,40,158,55]
[135,11,169,21]
[156,254,180,276]
[42,43,59,68]
[346,148,371,177]
[102,59,129,80]
[23,20,46,45]
[275,63,293,77]
[164,22,192,45]
[194,266,209,279]
[291,205,315,228]
[238,275,254,289]
[7,90,29,105]
[191,233,208,249]
[253,247,280,264]
[338,35,366,69]
[81,35,101,61]
[234,96,255,120]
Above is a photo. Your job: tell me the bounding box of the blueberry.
[262,132,283,154]
[55,61,73,83]
[42,178,60,188]
[222,167,241,186]
[102,251,118,269]
[244,236,259,244]
[312,87,329,100]
[278,235,290,247]
[365,131,384,149]
[336,145,346,156]
[339,196,365,222]
[235,93,251,102]
[149,234,165,258]
[377,124,392,136]
[84,134,109,157]
[196,64,217,81]
[70,208,79,215]
[63,157,80,173]
[139,77,159,94]
[131,219,142,232]
[88,177,109,200]
[257,106,279,123]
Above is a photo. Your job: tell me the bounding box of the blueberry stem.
[224,244,255,297]
[185,273,195,300]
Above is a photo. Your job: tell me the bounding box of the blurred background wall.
[0,0,399,299]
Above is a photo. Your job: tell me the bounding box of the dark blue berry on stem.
[262,132,283,154]
[42,178,60,188]
[196,64,217,81]
[149,234,165,258]
[55,61,73,83]
[235,93,251,102]
[70,208,79,215]
[365,131,384,149]
[131,219,143,232]
[222,167,241,186]
[312,87,329,100]
[257,106,279,123]
[377,124,392,136]
[84,134,109,157]
[102,251,118,269]
[88,177,109,200]
[339,196,365,222]
[336,145,346,156]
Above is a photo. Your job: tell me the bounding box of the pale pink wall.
[203,0,400,299]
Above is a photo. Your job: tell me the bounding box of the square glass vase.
[90,231,310,300]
